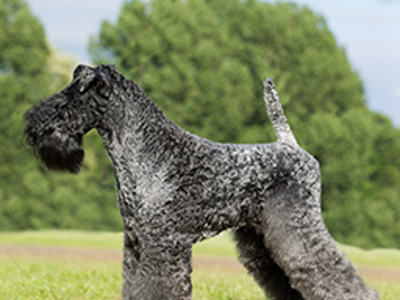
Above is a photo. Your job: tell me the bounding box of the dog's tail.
[264,78,298,146]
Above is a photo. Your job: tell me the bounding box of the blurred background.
[1,0,399,249]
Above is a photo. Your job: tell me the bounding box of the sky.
[27,0,400,127]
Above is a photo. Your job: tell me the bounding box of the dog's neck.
[96,76,195,219]
[97,74,194,171]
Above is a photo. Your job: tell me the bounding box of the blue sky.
[27,0,400,127]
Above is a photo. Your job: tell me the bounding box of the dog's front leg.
[122,221,141,299]
[122,220,193,300]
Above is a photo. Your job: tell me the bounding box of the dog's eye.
[69,98,80,106]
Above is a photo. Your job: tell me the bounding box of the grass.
[3,230,400,266]
[0,259,121,300]
[340,244,400,268]
[0,258,266,300]
[0,230,237,256]
[1,231,400,299]
[193,271,264,300]
[0,230,123,249]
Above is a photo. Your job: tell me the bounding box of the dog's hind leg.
[234,227,304,300]
[260,184,379,300]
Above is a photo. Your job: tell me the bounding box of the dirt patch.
[193,256,400,285]
[1,245,399,284]
[0,244,122,263]
[357,266,400,284]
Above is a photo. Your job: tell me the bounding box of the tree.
[90,0,366,142]
[0,0,50,229]
[0,0,121,231]
[90,0,400,248]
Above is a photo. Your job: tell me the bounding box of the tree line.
[1,0,399,249]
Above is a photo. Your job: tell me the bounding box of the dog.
[24,64,378,300]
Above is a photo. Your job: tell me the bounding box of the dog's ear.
[71,65,112,98]
[94,69,112,98]
[73,64,90,80]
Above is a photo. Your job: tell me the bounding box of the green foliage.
[1,0,400,249]
[0,0,121,232]
[89,0,400,248]
[0,0,51,230]
[89,0,366,143]
[1,130,121,231]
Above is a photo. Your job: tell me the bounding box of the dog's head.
[24,64,113,173]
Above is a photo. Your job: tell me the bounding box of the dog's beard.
[34,133,84,174]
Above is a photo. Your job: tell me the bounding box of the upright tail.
[264,78,298,146]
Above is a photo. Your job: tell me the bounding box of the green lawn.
[1,231,399,299]
[0,258,267,300]
[0,230,123,249]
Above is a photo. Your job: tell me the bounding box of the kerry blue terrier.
[24,64,378,300]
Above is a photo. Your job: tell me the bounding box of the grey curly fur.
[24,64,378,300]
